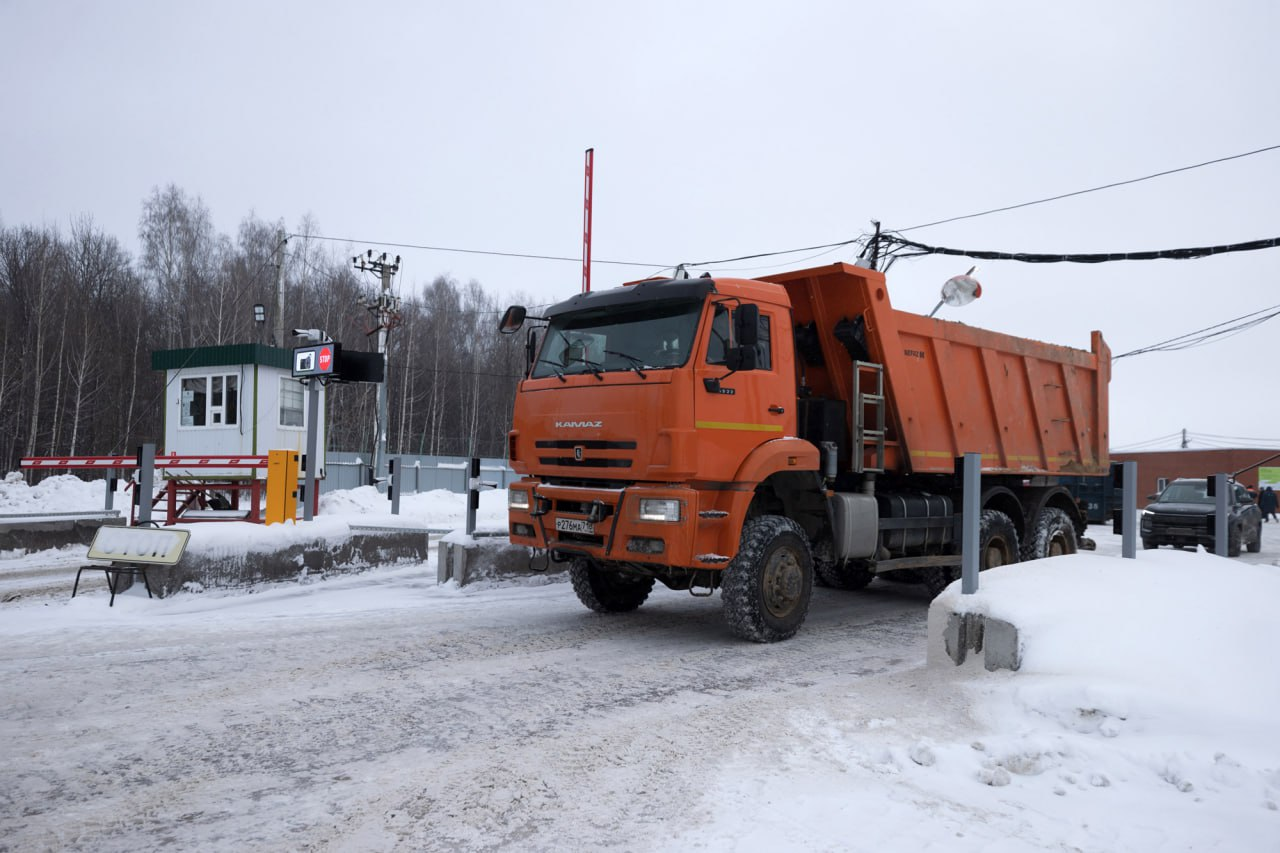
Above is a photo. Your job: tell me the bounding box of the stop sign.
[318,346,333,372]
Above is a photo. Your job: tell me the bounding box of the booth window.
[181,374,238,427]
[280,378,305,427]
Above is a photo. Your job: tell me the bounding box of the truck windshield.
[533,298,704,378]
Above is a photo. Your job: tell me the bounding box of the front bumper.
[1141,512,1213,546]
[505,479,739,570]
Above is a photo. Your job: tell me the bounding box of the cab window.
[707,304,771,369]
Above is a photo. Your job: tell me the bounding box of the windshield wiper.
[604,349,647,379]
[576,358,605,380]
[535,359,567,382]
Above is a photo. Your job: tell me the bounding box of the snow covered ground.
[2,475,1279,851]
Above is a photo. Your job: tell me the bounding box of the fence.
[323,452,516,495]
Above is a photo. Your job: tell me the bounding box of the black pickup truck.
[1140,478,1262,557]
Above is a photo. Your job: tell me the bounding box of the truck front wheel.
[569,558,655,613]
[722,516,814,643]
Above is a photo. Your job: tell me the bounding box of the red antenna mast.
[582,148,594,293]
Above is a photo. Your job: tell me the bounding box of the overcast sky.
[3,0,1278,452]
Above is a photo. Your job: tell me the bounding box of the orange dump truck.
[499,262,1109,641]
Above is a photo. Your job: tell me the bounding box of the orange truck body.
[767,264,1109,478]
[502,262,1109,639]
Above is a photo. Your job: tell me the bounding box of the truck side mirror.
[733,303,759,347]
[722,303,760,372]
[525,329,539,376]
[725,345,758,372]
[499,305,526,334]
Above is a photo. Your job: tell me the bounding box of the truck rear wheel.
[1021,507,1078,561]
[569,558,655,613]
[979,510,1019,570]
[722,516,814,643]
[814,541,874,590]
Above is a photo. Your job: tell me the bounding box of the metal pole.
[465,457,480,536]
[273,230,286,348]
[104,471,116,512]
[373,263,391,492]
[303,378,320,521]
[1121,460,1137,559]
[136,444,156,525]
[582,148,594,293]
[961,452,980,594]
[1213,472,1228,557]
[389,458,401,515]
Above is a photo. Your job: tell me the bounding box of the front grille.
[536,439,636,470]
[538,456,632,468]
[535,440,637,450]
[1150,513,1211,537]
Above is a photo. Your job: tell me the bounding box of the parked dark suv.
[1140,478,1262,557]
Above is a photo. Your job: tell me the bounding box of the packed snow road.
[1,566,933,852]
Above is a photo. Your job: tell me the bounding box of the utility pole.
[1181,428,1189,449]
[273,230,287,347]
[582,147,594,293]
[354,250,401,491]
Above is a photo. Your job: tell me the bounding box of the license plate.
[555,518,595,535]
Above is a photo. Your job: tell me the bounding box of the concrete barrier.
[436,535,560,586]
[0,514,124,553]
[926,600,1022,672]
[147,529,432,597]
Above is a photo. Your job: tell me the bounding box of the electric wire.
[883,233,1280,265]
[292,233,666,269]
[896,143,1280,232]
[272,144,1280,278]
[1113,301,1280,359]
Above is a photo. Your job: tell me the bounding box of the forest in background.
[0,184,528,474]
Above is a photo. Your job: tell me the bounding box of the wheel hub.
[762,548,802,617]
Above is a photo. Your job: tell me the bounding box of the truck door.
[693,302,791,482]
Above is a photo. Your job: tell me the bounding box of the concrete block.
[982,617,1021,671]
[437,535,558,586]
[148,530,431,597]
[932,608,1021,672]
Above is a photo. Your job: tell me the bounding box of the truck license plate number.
[555,518,595,535]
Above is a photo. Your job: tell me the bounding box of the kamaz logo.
[555,420,603,429]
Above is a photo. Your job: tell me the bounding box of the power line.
[285,142,1280,279]
[896,143,1280,232]
[884,233,1280,265]
[1113,300,1280,360]
[292,233,666,269]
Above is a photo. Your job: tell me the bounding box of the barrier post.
[136,444,156,525]
[265,450,299,525]
[1212,473,1229,557]
[961,452,980,594]
[1121,461,1137,559]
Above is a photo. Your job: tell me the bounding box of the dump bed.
[765,263,1109,477]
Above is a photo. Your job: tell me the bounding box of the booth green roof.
[151,344,294,372]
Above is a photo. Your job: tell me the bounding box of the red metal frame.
[19,455,321,525]
[582,147,594,293]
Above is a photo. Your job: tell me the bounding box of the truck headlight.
[638,498,681,522]
[509,490,530,511]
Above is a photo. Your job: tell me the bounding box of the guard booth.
[150,344,326,522]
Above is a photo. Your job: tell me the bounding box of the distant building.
[1111,448,1280,498]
